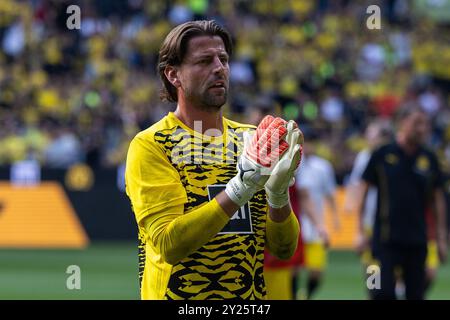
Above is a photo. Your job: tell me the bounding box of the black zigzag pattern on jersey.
[153,123,266,300]
[137,231,146,290]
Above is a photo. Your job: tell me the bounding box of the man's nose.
[212,57,226,74]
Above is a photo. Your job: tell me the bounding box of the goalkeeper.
[125,20,303,300]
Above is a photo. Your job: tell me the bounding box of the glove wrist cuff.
[225,176,256,207]
[266,189,289,209]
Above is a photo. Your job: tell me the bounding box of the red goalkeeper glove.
[225,115,289,206]
[265,120,303,208]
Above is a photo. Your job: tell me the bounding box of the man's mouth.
[209,81,226,89]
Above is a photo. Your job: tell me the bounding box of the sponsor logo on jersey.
[207,185,253,234]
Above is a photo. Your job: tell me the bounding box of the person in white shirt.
[295,134,340,299]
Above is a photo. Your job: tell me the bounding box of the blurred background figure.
[44,126,82,168]
[356,107,448,300]
[245,96,277,126]
[345,119,392,297]
[293,133,340,299]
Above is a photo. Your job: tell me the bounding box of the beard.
[185,85,228,112]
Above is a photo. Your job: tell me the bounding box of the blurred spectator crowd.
[0,0,449,179]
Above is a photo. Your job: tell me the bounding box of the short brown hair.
[157,20,233,102]
[394,105,427,125]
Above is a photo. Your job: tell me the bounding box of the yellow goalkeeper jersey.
[125,112,270,300]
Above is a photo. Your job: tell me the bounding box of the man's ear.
[164,66,180,88]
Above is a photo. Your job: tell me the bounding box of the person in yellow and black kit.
[356,106,448,300]
[125,20,303,300]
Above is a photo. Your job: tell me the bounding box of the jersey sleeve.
[265,210,300,260]
[125,134,188,225]
[126,133,231,266]
[362,148,380,186]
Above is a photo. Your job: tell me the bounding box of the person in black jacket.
[356,106,448,300]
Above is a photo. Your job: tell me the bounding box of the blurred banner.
[0,181,88,248]
[0,165,137,248]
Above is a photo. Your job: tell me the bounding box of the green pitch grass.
[0,243,140,300]
[0,243,448,300]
